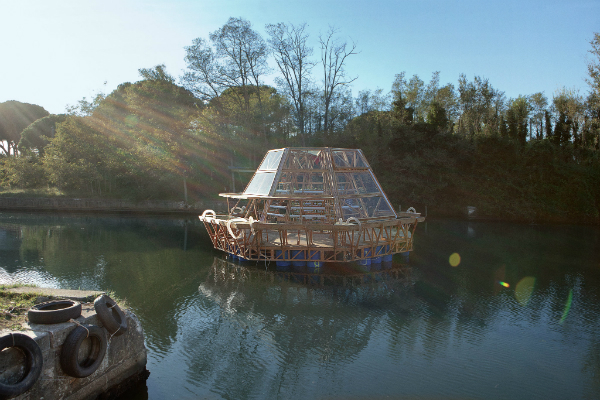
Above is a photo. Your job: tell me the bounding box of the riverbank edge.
[0,196,227,215]
[0,196,597,226]
[0,287,148,400]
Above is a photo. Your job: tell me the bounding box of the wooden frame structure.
[199,148,424,266]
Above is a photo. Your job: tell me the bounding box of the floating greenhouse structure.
[198,148,424,267]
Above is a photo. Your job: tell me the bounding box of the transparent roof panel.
[275,171,330,196]
[283,149,328,170]
[258,150,284,171]
[341,196,394,219]
[332,150,368,168]
[335,171,380,195]
[233,148,396,219]
[244,172,276,195]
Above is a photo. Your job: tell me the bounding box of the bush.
[1,155,48,188]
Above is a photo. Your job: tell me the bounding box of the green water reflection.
[1,214,599,399]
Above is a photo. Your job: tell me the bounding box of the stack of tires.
[0,295,127,399]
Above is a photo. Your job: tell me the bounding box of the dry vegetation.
[0,286,41,330]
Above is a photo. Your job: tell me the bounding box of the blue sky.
[1,0,599,114]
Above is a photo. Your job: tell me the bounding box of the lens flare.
[560,289,573,324]
[499,281,510,288]
[515,276,536,306]
[449,253,461,267]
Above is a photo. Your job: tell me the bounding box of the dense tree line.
[0,19,599,223]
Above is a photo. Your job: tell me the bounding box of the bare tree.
[210,18,269,114]
[183,18,270,139]
[182,37,222,101]
[266,22,315,145]
[355,88,390,115]
[183,18,268,105]
[319,27,357,135]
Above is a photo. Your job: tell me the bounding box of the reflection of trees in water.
[3,217,600,398]
[0,217,214,357]
[180,257,416,398]
[410,220,600,394]
[0,225,26,275]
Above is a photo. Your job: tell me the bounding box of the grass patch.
[0,283,38,290]
[0,290,40,331]
[105,290,129,310]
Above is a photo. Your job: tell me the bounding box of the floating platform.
[199,148,424,266]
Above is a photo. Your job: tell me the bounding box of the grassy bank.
[0,285,40,331]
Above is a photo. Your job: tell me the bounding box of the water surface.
[1,213,599,399]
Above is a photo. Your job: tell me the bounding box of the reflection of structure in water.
[188,256,418,397]
[200,256,414,306]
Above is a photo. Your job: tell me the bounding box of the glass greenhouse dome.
[199,148,423,267]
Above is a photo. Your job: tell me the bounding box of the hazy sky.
[1,0,599,114]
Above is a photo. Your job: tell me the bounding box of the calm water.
[1,213,600,399]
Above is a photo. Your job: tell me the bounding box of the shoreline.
[0,196,226,216]
[0,196,597,226]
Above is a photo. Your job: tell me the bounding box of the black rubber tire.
[0,333,43,397]
[93,295,127,337]
[60,325,107,378]
[27,300,82,325]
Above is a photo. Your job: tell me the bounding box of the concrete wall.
[0,301,147,400]
[0,197,226,214]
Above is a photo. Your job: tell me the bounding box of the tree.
[355,88,390,116]
[18,114,67,155]
[138,64,176,84]
[319,26,357,136]
[202,85,291,143]
[43,116,111,193]
[529,92,549,139]
[183,18,270,139]
[182,37,222,101]
[1,154,47,188]
[0,101,49,156]
[544,110,553,141]
[426,101,450,131]
[44,67,204,199]
[584,33,600,150]
[391,72,417,123]
[391,72,457,126]
[586,33,600,103]
[506,96,530,145]
[552,111,570,146]
[326,86,355,138]
[552,88,584,147]
[266,22,315,145]
[456,75,505,137]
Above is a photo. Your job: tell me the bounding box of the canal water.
[1,213,599,399]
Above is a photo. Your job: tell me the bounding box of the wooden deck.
[200,215,423,263]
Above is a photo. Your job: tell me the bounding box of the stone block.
[1,298,147,400]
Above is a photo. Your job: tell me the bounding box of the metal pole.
[183,176,188,204]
